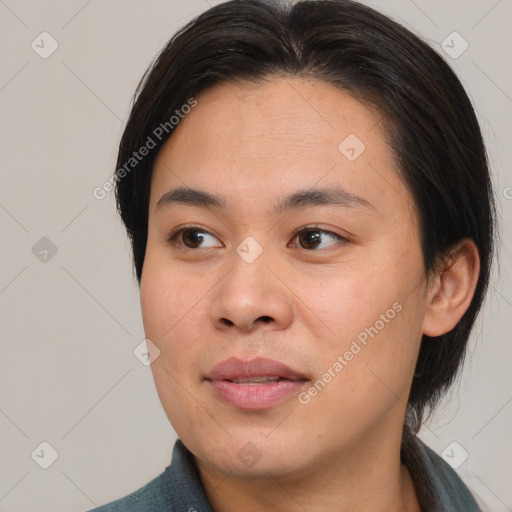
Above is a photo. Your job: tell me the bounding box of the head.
[115,0,494,486]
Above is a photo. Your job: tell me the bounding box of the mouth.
[205,357,309,410]
[226,376,289,384]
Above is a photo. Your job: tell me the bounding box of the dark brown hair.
[114,0,495,507]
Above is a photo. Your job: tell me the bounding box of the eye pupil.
[174,227,339,251]
[299,230,321,249]
[182,229,204,248]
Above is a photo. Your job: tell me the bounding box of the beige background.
[0,0,510,510]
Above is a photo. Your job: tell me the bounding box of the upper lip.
[206,357,309,382]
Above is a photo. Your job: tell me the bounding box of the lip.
[205,357,309,410]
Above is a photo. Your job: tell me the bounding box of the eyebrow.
[155,185,373,215]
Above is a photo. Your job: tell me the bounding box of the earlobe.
[422,239,480,337]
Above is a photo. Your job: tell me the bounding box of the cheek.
[295,304,423,446]
[290,261,405,345]
[317,292,424,410]
[141,258,212,431]
[140,257,208,386]
[141,253,201,338]
[293,255,425,389]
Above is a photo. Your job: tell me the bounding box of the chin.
[187,428,312,478]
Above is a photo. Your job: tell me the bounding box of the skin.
[140,78,479,512]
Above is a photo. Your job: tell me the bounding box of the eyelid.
[167,224,223,247]
[167,223,349,250]
[288,224,349,249]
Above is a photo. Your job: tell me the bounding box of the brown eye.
[169,227,222,249]
[298,230,322,249]
[181,229,206,248]
[291,227,345,250]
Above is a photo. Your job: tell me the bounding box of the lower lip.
[208,379,308,410]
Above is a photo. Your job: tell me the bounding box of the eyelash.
[167,223,348,251]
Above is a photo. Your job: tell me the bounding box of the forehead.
[173,78,384,152]
[150,78,410,218]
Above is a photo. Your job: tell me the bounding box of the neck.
[194,433,422,512]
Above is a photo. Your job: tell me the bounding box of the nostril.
[258,316,273,323]
[221,318,234,326]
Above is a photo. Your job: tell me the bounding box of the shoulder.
[84,439,213,512]
[85,466,175,512]
[415,437,482,511]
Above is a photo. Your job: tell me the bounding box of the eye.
[167,224,346,251]
[168,225,223,249]
[289,225,346,250]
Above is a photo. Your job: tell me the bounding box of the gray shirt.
[86,437,481,511]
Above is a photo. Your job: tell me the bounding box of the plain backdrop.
[0,1,511,511]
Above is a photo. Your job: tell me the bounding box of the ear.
[422,239,480,337]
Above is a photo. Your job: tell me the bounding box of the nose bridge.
[210,238,292,332]
[236,233,266,264]
[227,237,274,305]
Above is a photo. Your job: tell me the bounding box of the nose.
[209,249,293,333]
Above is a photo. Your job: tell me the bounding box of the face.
[141,78,430,479]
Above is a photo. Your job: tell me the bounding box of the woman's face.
[141,78,430,477]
